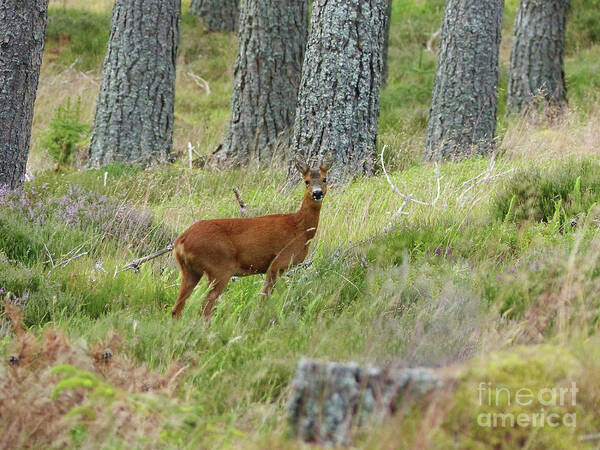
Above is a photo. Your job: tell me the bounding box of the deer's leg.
[262,266,284,297]
[202,275,231,320]
[172,270,202,318]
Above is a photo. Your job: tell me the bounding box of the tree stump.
[288,359,443,445]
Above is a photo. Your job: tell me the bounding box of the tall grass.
[3,0,600,447]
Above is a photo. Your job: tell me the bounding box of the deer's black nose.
[312,190,324,201]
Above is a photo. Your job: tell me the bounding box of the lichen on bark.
[291,0,389,179]
[217,0,308,167]
[424,0,504,161]
[288,359,442,445]
[88,0,180,168]
[0,0,49,189]
[190,0,239,32]
[507,0,569,114]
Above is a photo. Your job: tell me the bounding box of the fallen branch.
[120,243,174,274]
[94,262,108,274]
[54,251,88,269]
[454,155,515,207]
[426,28,441,52]
[187,72,211,95]
[380,145,442,232]
[43,243,55,269]
[49,243,88,270]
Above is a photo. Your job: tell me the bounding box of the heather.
[2,0,600,448]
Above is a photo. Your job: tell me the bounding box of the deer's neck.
[295,191,322,241]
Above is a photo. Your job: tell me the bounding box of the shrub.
[0,215,45,264]
[568,0,600,52]
[492,159,600,226]
[45,8,111,69]
[53,185,175,253]
[40,97,90,165]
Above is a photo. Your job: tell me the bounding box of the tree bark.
[424,0,504,161]
[216,0,308,167]
[88,0,180,168]
[507,0,569,114]
[382,0,393,86]
[0,0,48,189]
[190,0,239,32]
[288,359,442,446]
[291,0,389,178]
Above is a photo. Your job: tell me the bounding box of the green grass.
[3,0,600,448]
[4,154,600,446]
[45,7,111,70]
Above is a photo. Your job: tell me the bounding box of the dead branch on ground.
[380,145,442,232]
[120,243,174,274]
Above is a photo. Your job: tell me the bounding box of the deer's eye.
[322,178,327,183]
[305,180,310,186]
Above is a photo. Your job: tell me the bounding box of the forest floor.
[2,0,600,448]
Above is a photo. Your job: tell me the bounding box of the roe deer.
[171,152,333,319]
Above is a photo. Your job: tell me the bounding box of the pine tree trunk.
[382,0,393,86]
[88,0,180,168]
[0,0,48,189]
[190,0,239,32]
[424,0,504,161]
[217,0,308,166]
[507,0,569,114]
[291,0,389,178]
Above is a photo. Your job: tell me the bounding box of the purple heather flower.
[0,287,4,296]
[435,247,440,257]
[498,257,504,264]
[0,184,9,204]
[426,249,430,256]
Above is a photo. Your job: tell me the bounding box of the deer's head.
[295,152,334,203]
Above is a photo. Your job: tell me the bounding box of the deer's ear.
[320,151,334,172]
[294,153,309,175]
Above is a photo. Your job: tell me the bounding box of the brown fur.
[171,153,333,319]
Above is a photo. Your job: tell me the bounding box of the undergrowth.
[3,0,600,448]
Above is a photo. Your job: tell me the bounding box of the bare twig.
[187,72,211,95]
[380,145,442,232]
[43,243,55,268]
[24,169,34,183]
[426,28,441,52]
[50,243,87,270]
[94,262,108,274]
[68,57,81,69]
[233,186,249,217]
[54,251,89,269]
[120,243,174,274]
[191,146,203,158]
[454,155,515,207]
